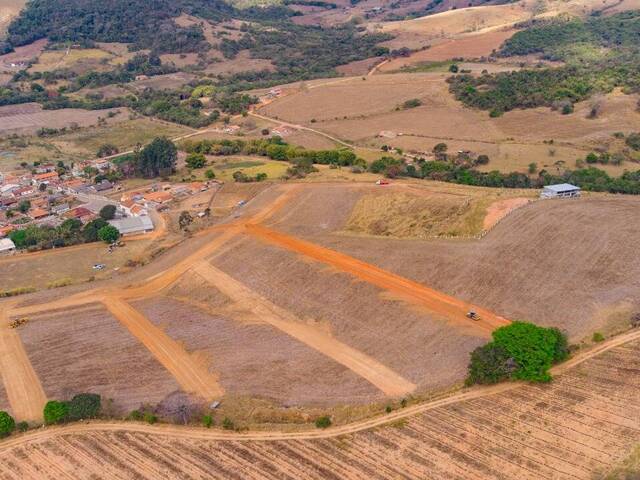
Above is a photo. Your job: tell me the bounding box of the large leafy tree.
[135,137,177,178]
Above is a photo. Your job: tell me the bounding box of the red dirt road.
[246,223,510,335]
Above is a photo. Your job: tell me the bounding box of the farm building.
[108,216,154,236]
[541,183,581,199]
[0,238,16,254]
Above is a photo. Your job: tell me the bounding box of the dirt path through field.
[0,308,48,422]
[245,223,510,336]
[193,261,416,397]
[2,326,637,449]
[103,297,223,401]
[483,197,531,230]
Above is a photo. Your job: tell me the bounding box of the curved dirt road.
[1,326,638,450]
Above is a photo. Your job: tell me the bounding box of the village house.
[51,203,70,215]
[32,171,59,187]
[28,207,50,220]
[64,206,96,224]
[35,163,56,174]
[0,225,14,238]
[143,191,173,209]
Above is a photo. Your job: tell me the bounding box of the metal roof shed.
[108,216,154,236]
[541,183,581,199]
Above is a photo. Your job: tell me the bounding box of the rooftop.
[108,216,154,235]
[543,183,581,193]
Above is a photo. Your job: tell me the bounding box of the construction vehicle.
[466,311,480,321]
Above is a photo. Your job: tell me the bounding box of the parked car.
[92,263,106,270]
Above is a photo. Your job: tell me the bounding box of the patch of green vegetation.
[449,12,640,114]
[216,160,265,170]
[466,321,569,385]
[398,60,453,73]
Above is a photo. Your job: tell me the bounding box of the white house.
[541,183,581,199]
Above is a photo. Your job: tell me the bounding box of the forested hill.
[5,0,239,53]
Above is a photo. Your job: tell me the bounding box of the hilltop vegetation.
[449,11,640,115]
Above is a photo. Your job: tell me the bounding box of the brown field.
[259,73,640,174]
[19,306,181,415]
[380,28,517,71]
[130,72,196,91]
[0,103,128,136]
[0,334,639,479]
[0,183,638,434]
[28,48,113,74]
[204,50,274,76]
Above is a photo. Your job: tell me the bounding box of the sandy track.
[245,223,510,336]
[103,297,223,401]
[193,261,416,397]
[0,310,47,422]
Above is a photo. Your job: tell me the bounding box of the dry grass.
[206,156,289,182]
[28,48,112,74]
[53,117,192,157]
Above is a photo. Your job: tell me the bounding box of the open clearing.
[1,182,639,425]
[0,332,639,479]
[0,103,128,136]
[259,74,640,174]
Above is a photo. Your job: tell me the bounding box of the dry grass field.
[0,335,638,479]
[52,117,192,158]
[0,0,25,37]
[0,103,128,136]
[28,48,113,74]
[204,50,275,76]
[259,74,640,175]
[268,184,640,341]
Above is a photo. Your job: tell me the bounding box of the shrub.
[205,169,215,179]
[44,400,68,425]
[385,405,392,413]
[0,411,15,438]
[222,417,235,430]
[202,415,213,428]
[128,409,144,421]
[186,152,207,169]
[592,332,605,342]
[66,393,101,421]
[16,421,29,433]
[315,416,332,428]
[402,98,422,109]
[467,321,569,385]
[626,132,640,151]
[144,412,157,424]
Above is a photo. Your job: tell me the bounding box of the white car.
[92,264,106,270]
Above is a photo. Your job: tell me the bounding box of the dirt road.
[0,310,48,422]
[1,326,637,449]
[194,261,416,397]
[245,223,510,335]
[104,297,223,401]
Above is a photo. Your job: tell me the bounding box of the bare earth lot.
[19,307,180,415]
[0,335,638,479]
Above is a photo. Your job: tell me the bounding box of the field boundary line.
[193,260,416,397]
[244,223,509,335]
[1,327,637,449]
[103,297,223,400]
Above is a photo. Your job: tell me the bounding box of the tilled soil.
[134,296,383,406]
[1,339,638,479]
[18,308,181,414]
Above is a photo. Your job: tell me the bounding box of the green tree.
[44,400,68,425]
[98,225,120,244]
[99,204,117,220]
[315,416,332,428]
[185,152,206,169]
[82,218,108,242]
[528,162,538,174]
[205,169,215,179]
[0,411,15,438]
[465,343,514,385]
[136,137,177,178]
[66,393,101,421]
[18,200,31,213]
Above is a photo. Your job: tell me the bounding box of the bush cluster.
[44,394,102,425]
[466,322,569,385]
